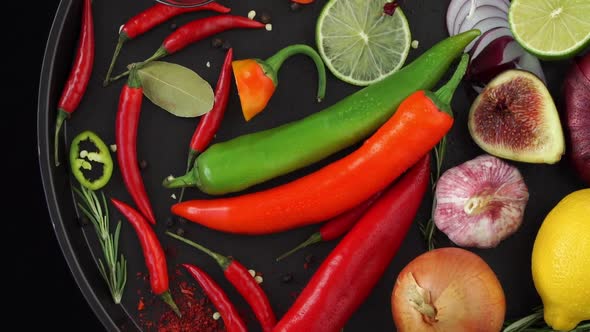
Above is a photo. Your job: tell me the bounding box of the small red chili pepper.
[109,15,265,83]
[54,0,94,166]
[182,264,248,332]
[291,0,315,4]
[275,191,382,261]
[274,155,430,332]
[167,232,276,332]
[178,48,233,202]
[232,44,326,121]
[110,198,181,317]
[103,2,230,85]
[116,66,156,224]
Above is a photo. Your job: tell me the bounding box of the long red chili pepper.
[182,264,248,332]
[171,91,454,234]
[116,67,156,224]
[103,2,230,85]
[274,155,430,332]
[54,0,94,166]
[167,232,276,331]
[110,198,181,317]
[178,48,233,202]
[109,15,265,83]
[276,191,382,261]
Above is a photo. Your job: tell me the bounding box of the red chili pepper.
[54,0,94,166]
[171,91,454,234]
[167,232,276,331]
[275,191,382,261]
[274,154,430,332]
[116,67,156,224]
[182,264,247,332]
[179,48,233,202]
[109,15,265,83]
[104,2,230,85]
[110,198,181,317]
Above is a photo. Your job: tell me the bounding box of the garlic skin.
[434,154,529,248]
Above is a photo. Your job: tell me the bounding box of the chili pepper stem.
[104,34,128,87]
[54,110,69,167]
[178,150,198,202]
[421,53,470,251]
[264,44,326,102]
[166,231,231,269]
[163,169,198,189]
[109,47,168,83]
[276,232,322,262]
[160,290,182,318]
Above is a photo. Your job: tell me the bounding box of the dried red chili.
[104,2,230,85]
[167,232,276,332]
[54,0,94,166]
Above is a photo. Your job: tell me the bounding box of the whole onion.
[563,54,590,186]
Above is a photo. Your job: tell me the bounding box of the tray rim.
[37,0,120,330]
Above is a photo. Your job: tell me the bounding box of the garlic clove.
[434,154,529,248]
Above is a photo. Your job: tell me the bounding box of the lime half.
[316,0,411,86]
[509,0,590,60]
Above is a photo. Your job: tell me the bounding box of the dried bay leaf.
[138,61,214,118]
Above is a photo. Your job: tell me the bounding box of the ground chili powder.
[136,271,223,332]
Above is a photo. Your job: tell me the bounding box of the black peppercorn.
[281,273,294,283]
[176,228,186,237]
[222,40,232,51]
[165,216,175,228]
[139,160,148,170]
[289,2,301,11]
[259,11,272,24]
[211,38,223,48]
[170,23,177,30]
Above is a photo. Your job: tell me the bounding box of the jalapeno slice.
[69,130,114,190]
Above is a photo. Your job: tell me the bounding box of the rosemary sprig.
[74,185,127,304]
[419,54,470,251]
[503,307,590,332]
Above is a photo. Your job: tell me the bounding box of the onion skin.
[391,248,506,332]
[563,54,590,186]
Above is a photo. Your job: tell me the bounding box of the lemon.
[531,188,590,331]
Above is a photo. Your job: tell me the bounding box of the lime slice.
[316,0,411,86]
[509,0,590,60]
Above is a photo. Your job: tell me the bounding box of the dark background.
[22,0,103,330]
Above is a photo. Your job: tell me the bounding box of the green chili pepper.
[69,130,114,190]
[164,30,480,195]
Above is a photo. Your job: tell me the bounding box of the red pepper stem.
[263,44,326,102]
[54,110,69,167]
[276,232,322,262]
[178,149,199,202]
[109,47,168,83]
[432,53,470,114]
[103,33,129,86]
[160,290,182,318]
[166,231,231,270]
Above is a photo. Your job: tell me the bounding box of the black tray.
[38,0,586,330]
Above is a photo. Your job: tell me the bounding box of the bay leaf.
[138,61,214,118]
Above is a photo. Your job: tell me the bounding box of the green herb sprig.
[503,307,590,332]
[74,185,127,304]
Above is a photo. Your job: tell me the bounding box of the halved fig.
[468,69,565,164]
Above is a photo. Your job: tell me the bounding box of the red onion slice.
[468,37,525,85]
[471,27,513,60]
[447,0,509,35]
[455,5,508,36]
[465,17,510,51]
[516,52,546,84]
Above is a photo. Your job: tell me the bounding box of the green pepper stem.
[434,53,470,112]
[108,47,168,84]
[54,110,69,167]
[178,150,199,202]
[264,44,327,102]
[166,231,231,270]
[276,232,322,262]
[103,34,128,87]
[160,290,182,318]
[162,169,198,189]
[127,65,142,88]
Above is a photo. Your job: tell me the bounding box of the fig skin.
[468,70,565,164]
[563,55,590,186]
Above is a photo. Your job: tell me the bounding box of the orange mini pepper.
[232,44,326,121]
